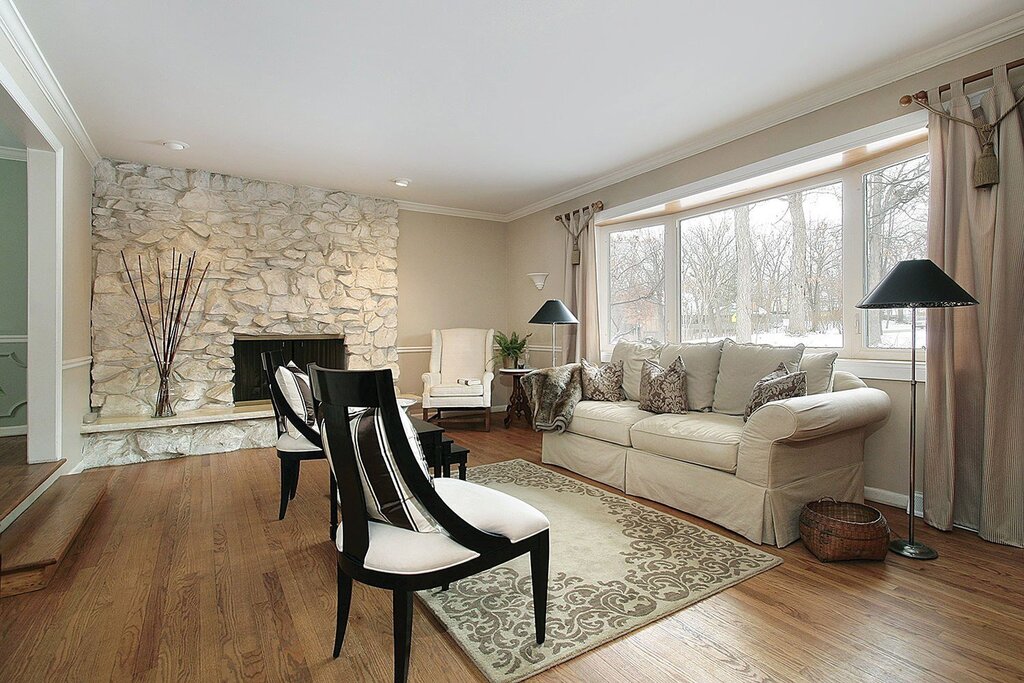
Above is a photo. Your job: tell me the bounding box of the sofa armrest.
[736,387,891,487]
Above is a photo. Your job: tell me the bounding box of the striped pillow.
[274,361,317,438]
[334,407,438,533]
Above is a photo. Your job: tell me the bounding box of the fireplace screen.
[232,335,346,403]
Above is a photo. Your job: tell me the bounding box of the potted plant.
[494,330,532,369]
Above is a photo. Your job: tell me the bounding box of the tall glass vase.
[154,371,175,418]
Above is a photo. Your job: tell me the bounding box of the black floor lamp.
[856,259,977,560]
[529,299,579,367]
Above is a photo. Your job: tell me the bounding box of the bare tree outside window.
[607,225,665,344]
[864,155,929,348]
[678,182,843,346]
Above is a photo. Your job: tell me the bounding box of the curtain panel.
[924,66,1024,547]
[559,206,601,364]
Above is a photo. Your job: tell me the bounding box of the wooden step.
[0,438,65,521]
[0,469,112,598]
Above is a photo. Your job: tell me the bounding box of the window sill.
[835,358,925,383]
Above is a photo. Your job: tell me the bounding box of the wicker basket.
[799,498,890,562]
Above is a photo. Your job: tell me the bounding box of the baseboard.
[864,486,924,517]
[0,425,28,437]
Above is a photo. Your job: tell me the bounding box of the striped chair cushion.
[327,407,438,533]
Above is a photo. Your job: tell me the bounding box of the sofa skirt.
[542,431,628,490]
[543,432,865,547]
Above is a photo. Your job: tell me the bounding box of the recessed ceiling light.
[162,140,190,151]
[392,177,411,188]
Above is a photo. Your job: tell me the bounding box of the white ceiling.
[13,1,1024,217]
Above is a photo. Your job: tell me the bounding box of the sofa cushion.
[658,340,724,411]
[429,382,485,397]
[610,341,663,401]
[630,412,744,472]
[712,340,805,415]
[568,400,653,446]
[798,351,838,395]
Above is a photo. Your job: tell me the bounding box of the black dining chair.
[308,365,550,683]
[261,350,337,539]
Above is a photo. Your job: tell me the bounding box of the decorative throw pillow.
[639,358,688,414]
[274,361,318,438]
[331,405,437,533]
[744,363,807,421]
[581,359,626,402]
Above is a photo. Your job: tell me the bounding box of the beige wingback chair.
[421,328,495,430]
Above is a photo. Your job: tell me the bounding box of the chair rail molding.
[0,145,26,161]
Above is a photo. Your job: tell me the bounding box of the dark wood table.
[409,415,468,480]
[500,368,533,428]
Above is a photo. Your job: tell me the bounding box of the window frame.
[596,140,929,361]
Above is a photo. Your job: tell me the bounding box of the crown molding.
[0,145,25,161]
[0,0,101,165]
[395,200,506,223]
[502,10,1024,223]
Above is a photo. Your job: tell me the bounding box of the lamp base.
[889,538,938,560]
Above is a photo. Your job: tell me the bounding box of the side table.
[500,368,533,428]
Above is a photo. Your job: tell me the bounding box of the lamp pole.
[890,305,936,559]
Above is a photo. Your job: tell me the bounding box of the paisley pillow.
[639,358,688,414]
[744,363,807,421]
[581,359,626,402]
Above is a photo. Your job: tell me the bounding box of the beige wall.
[396,210,512,407]
[0,29,94,468]
[505,35,1024,501]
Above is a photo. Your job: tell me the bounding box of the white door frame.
[0,60,65,464]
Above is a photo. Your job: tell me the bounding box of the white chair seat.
[336,478,549,575]
[434,478,549,543]
[429,382,485,397]
[277,432,321,453]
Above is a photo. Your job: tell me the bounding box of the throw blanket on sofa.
[521,363,582,433]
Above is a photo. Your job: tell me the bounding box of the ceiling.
[12,1,1024,218]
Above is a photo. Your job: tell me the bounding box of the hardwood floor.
[1,422,1022,682]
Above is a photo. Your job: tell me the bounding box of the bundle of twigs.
[121,249,209,417]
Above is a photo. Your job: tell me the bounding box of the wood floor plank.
[1,420,1022,682]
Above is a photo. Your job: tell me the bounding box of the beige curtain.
[924,66,1024,547]
[559,204,601,364]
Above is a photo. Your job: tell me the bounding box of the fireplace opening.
[232,335,346,403]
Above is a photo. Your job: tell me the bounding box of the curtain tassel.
[974,140,999,188]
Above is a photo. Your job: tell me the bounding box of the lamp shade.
[856,259,978,309]
[529,299,579,324]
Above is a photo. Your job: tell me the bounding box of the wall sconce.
[527,273,549,290]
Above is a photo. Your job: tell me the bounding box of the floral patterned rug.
[417,459,782,682]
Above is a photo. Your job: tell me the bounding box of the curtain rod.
[557,201,604,220]
[900,57,1024,106]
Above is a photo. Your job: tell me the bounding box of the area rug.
[417,459,782,682]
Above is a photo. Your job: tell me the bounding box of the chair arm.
[421,372,441,409]
[482,371,494,405]
[736,387,891,486]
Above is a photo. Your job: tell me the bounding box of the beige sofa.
[541,341,891,547]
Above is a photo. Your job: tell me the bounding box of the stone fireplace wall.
[91,159,399,416]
